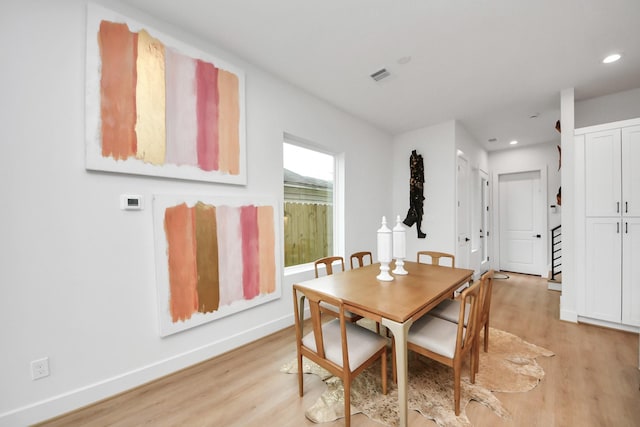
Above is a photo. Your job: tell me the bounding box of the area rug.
[281,327,554,427]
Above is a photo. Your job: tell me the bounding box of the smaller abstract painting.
[153,194,281,336]
[85,3,246,184]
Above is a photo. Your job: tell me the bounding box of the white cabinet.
[584,217,640,326]
[584,217,622,322]
[622,218,640,326]
[578,120,640,329]
[585,129,621,217]
[585,125,640,217]
[622,126,640,217]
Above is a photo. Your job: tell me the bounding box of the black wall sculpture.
[402,149,426,238]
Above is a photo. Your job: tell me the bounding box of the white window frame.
[283,132,344,274]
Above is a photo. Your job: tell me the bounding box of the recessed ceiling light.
[603,53,621,64]
[397,56,412,65]
[510,140,518,145]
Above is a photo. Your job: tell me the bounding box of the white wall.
[0,1,392,424]
[560,88,576,321]
[575,87,640,129]
[390,120,487,272]
[455,122,489,274]
[391,121,456,260]
[489,141,561,272]
[455,123,489,177]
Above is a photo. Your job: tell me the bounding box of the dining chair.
[349,251,373,269]
[348,251,381,333]
[477,270,495,352]
[293,286,388,427]
[416,250,456,267]
[392,281,481,416]
[313,256,362,324]
[314,256,345,277]
[430,270,495,356]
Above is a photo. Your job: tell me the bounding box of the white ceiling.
[123,0,640,151]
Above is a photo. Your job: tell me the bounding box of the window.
[283,138,338,267]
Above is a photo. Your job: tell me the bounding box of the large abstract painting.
[85,3,246,184]
[153,194,281,336]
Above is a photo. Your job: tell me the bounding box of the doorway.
[495,169,547,276]
[479,170,490,273]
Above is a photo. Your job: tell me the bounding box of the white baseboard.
[547,282,561,291]
[577,316,640,333]
[0,315,294,427]
[560,308,578,323]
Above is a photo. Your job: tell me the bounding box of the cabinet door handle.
[625,201,628,213]
[617,201,620,213]
[617,222,620,233]
[626,222,628,234]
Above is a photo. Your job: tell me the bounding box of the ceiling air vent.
[370,68,390,82]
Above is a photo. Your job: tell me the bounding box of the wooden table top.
[294,261,474,323]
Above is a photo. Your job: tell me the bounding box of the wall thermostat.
[120,194,143,210]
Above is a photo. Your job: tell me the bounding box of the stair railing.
[551,225,561,281]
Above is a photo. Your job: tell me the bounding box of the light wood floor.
[39,273,640,427]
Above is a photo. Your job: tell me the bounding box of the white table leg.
[293,288,306,327]
[299,296,306,326]
[382,317,413,427]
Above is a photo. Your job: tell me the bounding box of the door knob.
[465,237,470,242]
[534,234,541,238]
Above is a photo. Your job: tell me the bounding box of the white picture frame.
[85,3,247,185]
[152,194,282,336]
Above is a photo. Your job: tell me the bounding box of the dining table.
[293,260,474,427]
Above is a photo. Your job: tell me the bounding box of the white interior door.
[498,170,543,275]
[457,155,470,268]
[479,171,490,272]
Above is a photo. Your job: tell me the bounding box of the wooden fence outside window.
[283,201,333,267]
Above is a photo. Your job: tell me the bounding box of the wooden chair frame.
[348,251,382,333]
[428,270,495,377]
[473,270,495,372]
[314,256,345,278]
[293,287,387,427]
[312,256,362,324]
[393,281,481,415]
[349,251,373,269]
[432,269,495,352]
[416,251,455,268]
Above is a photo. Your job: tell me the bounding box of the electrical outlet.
[31,357,49,380]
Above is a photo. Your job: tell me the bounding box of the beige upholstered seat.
[293,286,387,427]
[349,251,373,269]
[393,281,481,416]
[429,298,471,326]
[416,251,455,267]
